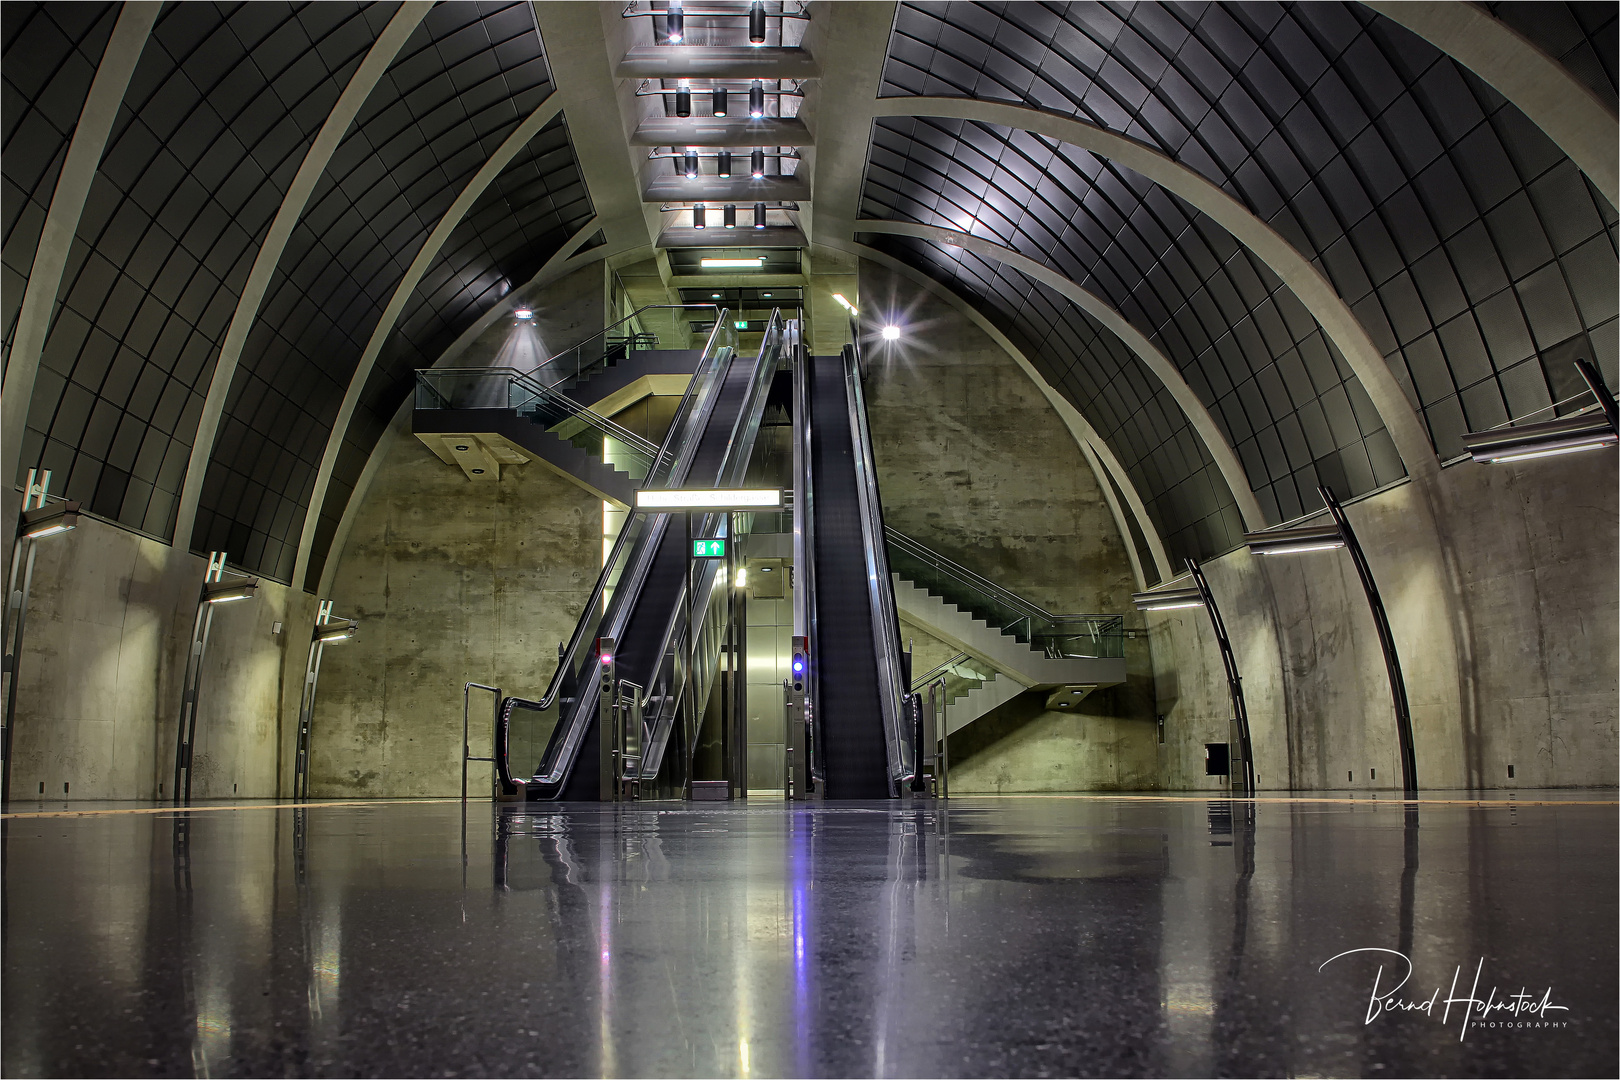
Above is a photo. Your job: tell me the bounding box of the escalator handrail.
[790,330,821,784]
[507,313,738,721]
[843,344,914,789]
[631,311,788,780]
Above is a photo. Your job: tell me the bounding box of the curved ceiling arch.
[291,90,567,588]
[1364,0,1617,205]
[855,239,1173,587]
[1,0,156,559]
[869,96,1435,484]
[173,2,431,561]
[860,217,1268,532]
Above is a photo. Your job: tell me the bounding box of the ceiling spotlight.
[683,148,699,178]
[665,2,683,42]
[1131,587,1205,612]
[700,257,765,268]
[513,307,533,319]
[881,325,900,341]
[713,87,728,116]
[723,204,737,229]
[753,201,766,228]
[717,150,732,177]
[711,292,721,298]
[749,81,764,118]
[693,204,706,229]
[750,149,765,177]
[749,0,766,43]
[675,85,691,117]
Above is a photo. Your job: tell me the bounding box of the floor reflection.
[2,794,1615,1077]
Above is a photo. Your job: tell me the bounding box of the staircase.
[413,308,707,506]
[889,528,1128,735]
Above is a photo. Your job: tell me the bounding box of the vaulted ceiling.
[4,1,1615,586]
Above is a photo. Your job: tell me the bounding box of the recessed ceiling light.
[762,292,772,297]
[700,257,766,268]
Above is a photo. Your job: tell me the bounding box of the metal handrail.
[528,303,720,390]
[504,312,736,725]
[909,652,991,691]
[845,343,912,789]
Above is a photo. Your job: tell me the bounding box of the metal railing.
[496,312,741,792]
[910,651,996,704]
[884,527,1125,658]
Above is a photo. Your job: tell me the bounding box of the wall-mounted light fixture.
[750,148,765,177]
[748,81,764,117]
[693,204,707,229]
[749,0,766,43]
[1462,359,1618,464]
[831,293,858,315]
[717,150,732,177]
[665,1,683,42]
[513,307,533,320]
[1244,486,1415,794]
[753,202,766,229]
[293,600,358,800]
[675,85,691,117]
[173,551,260,804]
[723,204,737,229]
[1,470,80,804]
[712,87,727,115]
[881,325,901,341]
[1132,558,1254,795]
[683,148,699,178]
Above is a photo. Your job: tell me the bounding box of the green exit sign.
[692,538,727,558]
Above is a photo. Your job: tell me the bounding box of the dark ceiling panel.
[17,1,386,547]
[302,110,594,590]
[2,2,118,369]
[191,0,558,582]
[1484,2,1617,112]
[863,113,1403,544]
[874,1,1618,513]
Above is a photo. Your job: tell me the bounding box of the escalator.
[497,312,787,800]
[795,346,912,798]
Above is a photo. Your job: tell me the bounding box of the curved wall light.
[1463,359,1618,463]
[173,551,260,804]
[293,599,359,800]
[1244,486,1415,795]
[1133,559,1254,794]
[1,470,79,803]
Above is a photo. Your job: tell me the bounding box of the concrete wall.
[308,433,600,798]
[1148,451,1619,791]
[6,513,314,801]
[857,260,1158,791]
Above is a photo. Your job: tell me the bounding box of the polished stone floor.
[2,793,1615,1078]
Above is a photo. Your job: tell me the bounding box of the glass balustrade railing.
[497,314,741,794]
[885,527,1125,659]
[911,651,997,704]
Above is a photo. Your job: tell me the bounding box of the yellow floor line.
[1,797,467,820]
